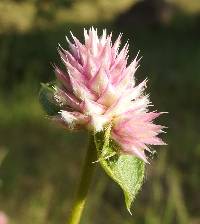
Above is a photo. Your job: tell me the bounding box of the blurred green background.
[0,0,200,223]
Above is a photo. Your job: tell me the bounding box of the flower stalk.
[67,135,96,224]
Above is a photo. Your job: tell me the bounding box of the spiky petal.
[52,27,166,162]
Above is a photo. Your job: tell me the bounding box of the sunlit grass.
[1,0,200,33]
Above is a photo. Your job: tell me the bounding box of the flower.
[53,27,166,162]
[0,211,8,224]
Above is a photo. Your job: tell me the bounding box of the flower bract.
[52,27,166,162]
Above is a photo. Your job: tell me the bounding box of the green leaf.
[39,83,60,116]
[94,124,145,213]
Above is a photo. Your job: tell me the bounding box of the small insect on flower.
[51,27,166,163]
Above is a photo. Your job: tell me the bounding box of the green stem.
[67,135,97,224]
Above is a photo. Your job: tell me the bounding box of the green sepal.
[39,83,60,116]
[94,124,145,214]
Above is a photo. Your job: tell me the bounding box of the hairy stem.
[67,135,96,224]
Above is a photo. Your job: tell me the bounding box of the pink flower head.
[0,212,8,224]
[53,27,166,162]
